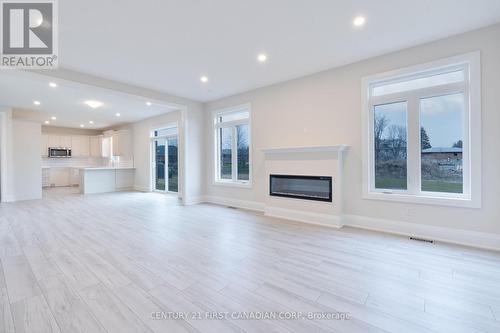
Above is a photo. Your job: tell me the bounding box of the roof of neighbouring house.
[422,147,463,154]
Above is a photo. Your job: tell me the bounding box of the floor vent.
[410,237,434,243]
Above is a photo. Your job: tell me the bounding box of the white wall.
[204,24,500,240]
[0,107,12,202]
[184,105,205,204]
[10,119,42,201]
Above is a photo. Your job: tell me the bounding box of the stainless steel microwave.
[48,147,72,158]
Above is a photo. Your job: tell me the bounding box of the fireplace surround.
[261,145,349,228]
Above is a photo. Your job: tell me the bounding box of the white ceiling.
[0,71,179,129]
[58,0,500,102]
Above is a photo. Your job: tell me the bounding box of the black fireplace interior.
[269,174,332,202]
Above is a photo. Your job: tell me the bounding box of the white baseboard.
[184,195,205,205]
[343,214,500,251]
[265,206,342,229]
[2,193,42,202]
[134,185,150,192]
[1,194,16,203]
[185,195,500,251]
[202,195,265,212]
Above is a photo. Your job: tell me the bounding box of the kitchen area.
[41,126,135,195]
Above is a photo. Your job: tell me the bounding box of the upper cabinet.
[60,136,72,148]
[41,134,49,157]
[47,135,60,147]
[42,134,93,157]
[90,135,103,157]
[41,132,131,158]
[47,135,71,148]
[71,135,90,157]
[112,130,132,156]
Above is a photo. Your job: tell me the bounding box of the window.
[362,52,481,207]
[214,105,251,185]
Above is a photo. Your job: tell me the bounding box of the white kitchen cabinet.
[45,135,72,150]
[41,134,49,157]
[70,168,80,186]
[81,136,90,156]
[60,136,72,148]
[49,168,70,187]
[71,135,90,157]
[102,137,112,158]
[80,168,135,194]
[48,135,60,147]
[112,130,132,156]
[42,168,50,187]
[90,135,103,157]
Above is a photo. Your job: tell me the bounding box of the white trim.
[261,145,349,154]
[183,195,205,206]
[363,191,479,208]
[133,185,150,192]
[265,206,342,229]
[343,214,500,252]
[212,180,252,189]
[212,103,251,117]
[361,51,481,208]
[203,195,264,212]
[150,122,178,139]
[179,106,187,205]
[0,111,7,202]
[2,195,15,203]
[213,103,252,186]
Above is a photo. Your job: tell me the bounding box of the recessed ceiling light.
[33,100,41,105]
[44,120,50,125]
[89,120,94,124]
[115,113,121,117]
[84,100,103,109]
[49,82,57,88]
[80,124,85,128]
[200,76,208,83]
[146,101,152,106]
[353,16,366,27]
[51,116,57,120]
[257,53,267,62]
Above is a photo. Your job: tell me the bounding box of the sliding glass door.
[167,138,178,192]
[152,135,178,193]
[154,139,166,191]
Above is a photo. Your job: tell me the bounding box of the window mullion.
[216,128,222,181]
[231,126,238,181]
[406,96,420,195]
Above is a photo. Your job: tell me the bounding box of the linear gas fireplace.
[269,174,332,202]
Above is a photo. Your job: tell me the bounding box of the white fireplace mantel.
[261,145,349,154]
[261,144,349,229]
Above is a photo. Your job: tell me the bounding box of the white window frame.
[213,104,252,188]
[150,123,178,193]
[361,52,481,208]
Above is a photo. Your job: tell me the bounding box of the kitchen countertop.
[79,167,136,171]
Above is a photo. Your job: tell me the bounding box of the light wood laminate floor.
[1,187,500,332]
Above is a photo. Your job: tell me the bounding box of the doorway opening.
[151,125,178,193]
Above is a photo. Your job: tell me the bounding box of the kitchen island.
[79,167,135,194]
